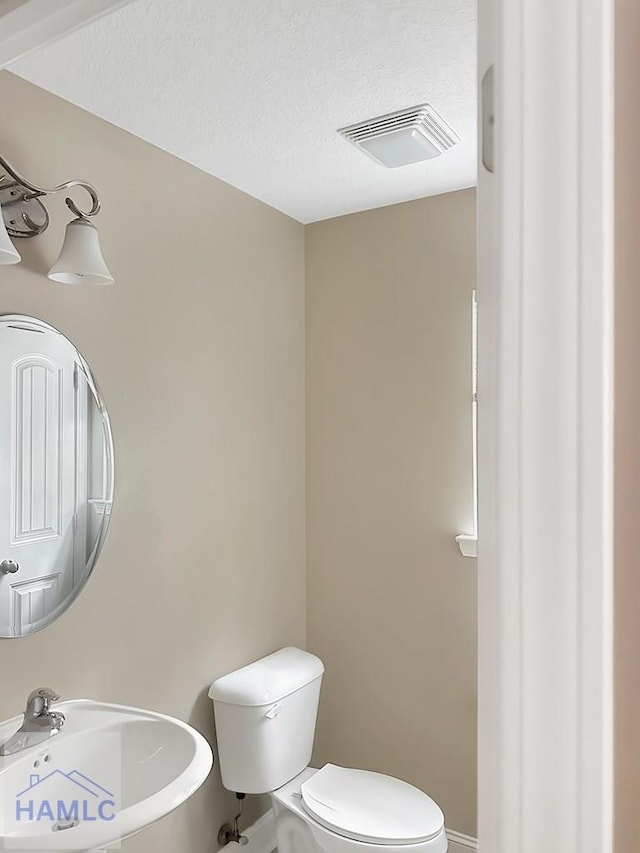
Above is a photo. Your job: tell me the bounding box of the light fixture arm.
[0,153,102,239]
[0,153,101,219]
[0,152,112,283]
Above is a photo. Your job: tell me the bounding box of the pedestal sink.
[0,700,213,851]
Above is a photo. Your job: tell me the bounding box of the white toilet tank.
[209,647,324,794]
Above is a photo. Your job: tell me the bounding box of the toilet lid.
[300,764,445,845]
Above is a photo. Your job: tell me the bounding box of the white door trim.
[477,0,614,852]
[0,0,133,68]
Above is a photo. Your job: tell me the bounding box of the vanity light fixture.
[0,154,113,285]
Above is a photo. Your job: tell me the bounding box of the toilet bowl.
[209,648,448,853]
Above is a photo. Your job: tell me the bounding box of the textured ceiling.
[11,0,477,223]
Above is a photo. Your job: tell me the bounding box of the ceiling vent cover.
[338,103,460,168]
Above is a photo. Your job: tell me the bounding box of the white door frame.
[478,0,614,851]
[0,0,133,68]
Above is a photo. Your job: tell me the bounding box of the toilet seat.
[299,764,445,846]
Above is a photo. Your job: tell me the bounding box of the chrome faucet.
[0,688,65,756]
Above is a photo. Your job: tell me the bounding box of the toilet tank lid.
[209,647,324,707]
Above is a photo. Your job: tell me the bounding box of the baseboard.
[226,809,276,852]
[227,809,478,853]
[447,828,479,851]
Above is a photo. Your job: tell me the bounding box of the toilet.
[209,647,448,853]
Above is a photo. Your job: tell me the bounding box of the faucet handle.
[48,711,65,731]
[25,688,60,717]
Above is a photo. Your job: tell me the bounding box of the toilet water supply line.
[218,792,248,846]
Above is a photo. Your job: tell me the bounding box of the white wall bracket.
[455,534,477,559]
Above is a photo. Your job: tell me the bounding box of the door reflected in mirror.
[0,315,114,637]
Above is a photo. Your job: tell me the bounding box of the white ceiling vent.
[338,103,460,168]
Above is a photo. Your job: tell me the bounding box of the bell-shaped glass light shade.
[48,217,113,285]
[0,211,21,265]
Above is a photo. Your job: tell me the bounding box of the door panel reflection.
[0,316,114,637]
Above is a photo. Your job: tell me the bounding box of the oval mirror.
[0,315,114,637]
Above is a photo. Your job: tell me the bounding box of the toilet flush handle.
[264,703,281,720]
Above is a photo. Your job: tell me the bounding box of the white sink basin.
[0,700,213,851]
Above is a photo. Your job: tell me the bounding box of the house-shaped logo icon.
[16,769,116,824]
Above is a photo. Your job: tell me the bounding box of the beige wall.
[305,190,477,836]
[0,72,305,851]
[614,2,640,850]
[0,70,478,848]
